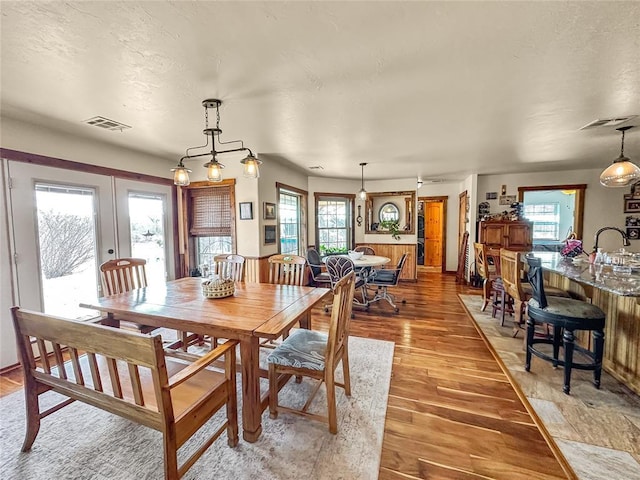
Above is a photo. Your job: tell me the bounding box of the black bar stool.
[524,255,605,395]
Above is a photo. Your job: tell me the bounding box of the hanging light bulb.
[171,159,191,186]
[203,157,224,182]
[358,162,367,200]
[240,152,262,178]
[600,126,640,187]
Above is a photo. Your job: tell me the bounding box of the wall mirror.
[365,191,415,234]
[379,202,399,222]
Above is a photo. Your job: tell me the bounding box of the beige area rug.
[0,335,394,480]
[459,294,640,480]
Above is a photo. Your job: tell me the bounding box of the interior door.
[425,201,443,268]
[7,161,116,317]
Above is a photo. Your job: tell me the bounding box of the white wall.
[1,117,174,177]
[257,158,309,257]
[477,169,639,253]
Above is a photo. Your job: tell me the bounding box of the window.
[523,203,560,240]
[315,194,354,255]
[279,192,300,254]
[277,183,307,256]
[187,182,236,267]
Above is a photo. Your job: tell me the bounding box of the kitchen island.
[534,252,640,395]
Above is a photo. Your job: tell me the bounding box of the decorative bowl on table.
[202,274,235,299]
[348,250,364,261]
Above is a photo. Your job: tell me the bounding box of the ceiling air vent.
[580,115,637,130]
[83,116,131,132]
[308,165,324,170]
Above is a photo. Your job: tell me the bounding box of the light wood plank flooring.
[0,271,572,479]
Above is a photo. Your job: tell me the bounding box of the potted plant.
[379,220,401,240]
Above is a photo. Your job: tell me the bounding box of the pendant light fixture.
[358,162,368,200]
[172,99,260,186]
[600,126,640,187]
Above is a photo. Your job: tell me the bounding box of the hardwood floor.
[0,270,572,479]
[314,269,572,479]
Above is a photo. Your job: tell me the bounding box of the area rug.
[0,335,394,480]
[459,294,640,480]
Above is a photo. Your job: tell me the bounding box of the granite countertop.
[531,252,640,297]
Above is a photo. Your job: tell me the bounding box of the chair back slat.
[325,271,356,369]
[100,258,148,296]
[213,254,245,281]
[127,363,145,406]
[525,254,547,309]
[268,254,307,286]
[69,348,85,386]
[52,343,67,380]
[87,352,103,392]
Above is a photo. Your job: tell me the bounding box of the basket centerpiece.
[202,274,235,299]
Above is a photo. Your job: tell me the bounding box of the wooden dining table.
[80,277,330,443]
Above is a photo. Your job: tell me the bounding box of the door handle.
[107,249,114,254]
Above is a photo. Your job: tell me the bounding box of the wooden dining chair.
[213,254,245,281]
[473,243,500,312]
[99,258,157,334]
[268,254,308,286]
[267,271,356,434]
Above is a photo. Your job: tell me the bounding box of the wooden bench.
[11,306,239,480]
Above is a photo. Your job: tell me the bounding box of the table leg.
[240,335,262,442]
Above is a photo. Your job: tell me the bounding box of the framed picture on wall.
[264,202,277,220]
[264,225,276,245]
[624,195,640,213]
[239,202,253,220]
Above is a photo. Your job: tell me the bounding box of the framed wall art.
[624,195,640,213]
[239,202,253,220]
[264,225,276,245]
[264,202,277,220]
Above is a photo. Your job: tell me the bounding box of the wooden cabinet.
[479,220,532,251]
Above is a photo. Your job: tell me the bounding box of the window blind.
[189,186,232,237]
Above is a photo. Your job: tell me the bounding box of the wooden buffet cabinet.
[479,220,533,251]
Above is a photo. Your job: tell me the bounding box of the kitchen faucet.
[593,227,631,252]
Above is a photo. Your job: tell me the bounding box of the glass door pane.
[128,192,167,284]
[35,184,99,319]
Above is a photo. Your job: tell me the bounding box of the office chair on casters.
[366,254,408,312]
[306,248,331,288]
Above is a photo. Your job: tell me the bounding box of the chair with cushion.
[525,255,605,395]
[366,254,408,312]
[212,253,245,281]
[268,254,308,286]
[500,249,571,336]
[325,255,369,312]
[306,248,331,288]
[267,270,356,434]
[354,245,376,255]
[99,258,157,334]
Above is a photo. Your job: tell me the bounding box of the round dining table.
[323,254,391,268]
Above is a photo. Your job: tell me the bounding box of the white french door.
[6,162,174,319]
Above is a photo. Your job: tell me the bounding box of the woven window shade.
[189,186,232,237]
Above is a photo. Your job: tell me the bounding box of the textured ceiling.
[1,1,639,181]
